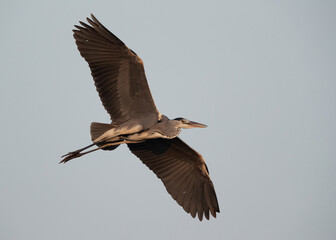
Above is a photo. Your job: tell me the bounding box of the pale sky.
[1,0,335,239]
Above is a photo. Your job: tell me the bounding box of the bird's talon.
[61,150,80,158]
[60,151,81,163]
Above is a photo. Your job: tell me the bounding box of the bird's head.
[174,117,207,129]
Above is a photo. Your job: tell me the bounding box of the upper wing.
[127,137,219,221]
[73,14,159,123]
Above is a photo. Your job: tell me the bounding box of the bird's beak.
[189,121,208,128]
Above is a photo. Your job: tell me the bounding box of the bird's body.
[62,14,219,221]
[122,115,181,140]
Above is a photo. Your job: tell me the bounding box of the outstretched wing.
[127,137,219,220]
[73,14,159,123]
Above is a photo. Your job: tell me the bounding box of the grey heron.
[61,14,219,221]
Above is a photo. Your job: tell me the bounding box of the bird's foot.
[60,150,82,164]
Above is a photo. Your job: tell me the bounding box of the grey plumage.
[61,14,219,220]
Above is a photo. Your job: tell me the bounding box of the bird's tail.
[90,122,116,141]
[90,122,120,151]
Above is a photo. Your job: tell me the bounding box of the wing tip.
[90,13,98,23]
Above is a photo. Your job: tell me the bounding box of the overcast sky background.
[1,0,335,239]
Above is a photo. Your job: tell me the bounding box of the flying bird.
[61,14,219,221]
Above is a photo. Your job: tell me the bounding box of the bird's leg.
[61,136,124,160]
[60,139,143,164]
[61,143,96,158]
[60,141,122,164]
